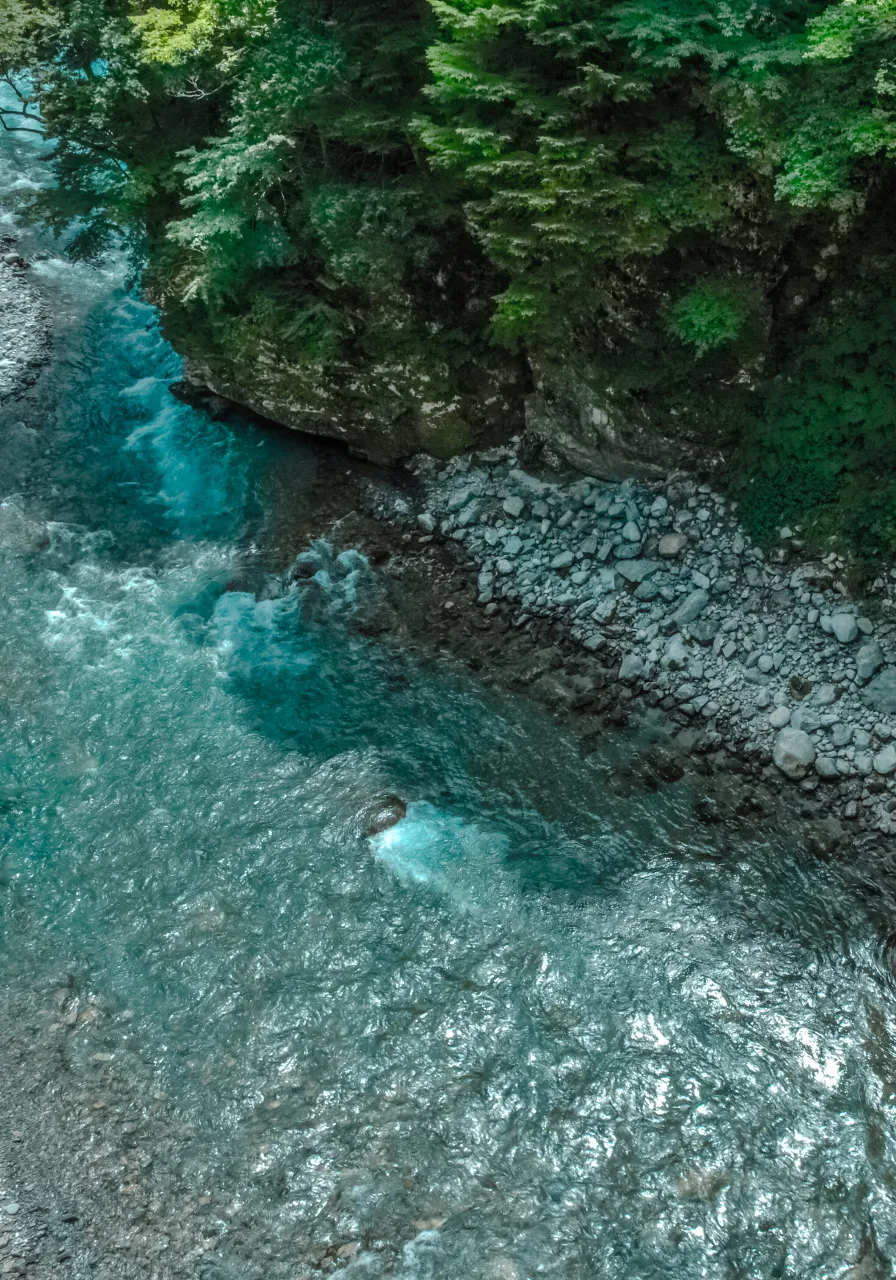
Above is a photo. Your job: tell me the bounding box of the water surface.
[2,86,896,1280]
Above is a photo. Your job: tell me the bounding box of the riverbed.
[3,86,896,1280]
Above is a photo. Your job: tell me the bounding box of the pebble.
[503,496,525,519]
[769,706,791,729]
[874,744,896,776]
[551,550,575,570]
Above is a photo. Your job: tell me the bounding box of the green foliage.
[669,280,757,354]
[6,0,896,545]
[738,229,896,560]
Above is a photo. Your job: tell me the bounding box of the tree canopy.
[4,0,896,551]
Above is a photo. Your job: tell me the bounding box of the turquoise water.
[4,95,896,1280]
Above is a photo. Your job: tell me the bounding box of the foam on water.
[4,76,896,1280]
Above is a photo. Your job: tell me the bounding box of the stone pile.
[0,241,48,401]
[406,441,896,835]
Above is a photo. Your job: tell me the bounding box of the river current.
[3,93,896,1280]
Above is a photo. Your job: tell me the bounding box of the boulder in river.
[365,795,408,836]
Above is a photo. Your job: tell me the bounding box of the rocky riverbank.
[342,440,896,842]
[0,238,49,401]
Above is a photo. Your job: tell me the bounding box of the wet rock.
[365,795,408,835]
[773,727,816,779]
[551,550,575,570]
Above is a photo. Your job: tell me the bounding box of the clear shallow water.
[3,95,896,1280]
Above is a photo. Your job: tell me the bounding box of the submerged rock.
[365,795,408,836]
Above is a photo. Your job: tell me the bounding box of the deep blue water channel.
[3,92,896,1280]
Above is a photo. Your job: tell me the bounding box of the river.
[2,87,896,1280]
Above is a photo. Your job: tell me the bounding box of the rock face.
[773,728,816,779]
[176,342,525,464]
[522,373,722,481]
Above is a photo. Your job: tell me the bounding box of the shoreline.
[289,439,896,858]
[0,237,50,403]
[6,228,896,850]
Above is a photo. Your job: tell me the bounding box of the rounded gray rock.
[773,727,816,779]
[873,744,896,776]
[658,532,688,558]
[831,613,859,644]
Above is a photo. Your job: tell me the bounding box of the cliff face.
[177,344,525,465]
[175,341,713,479]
